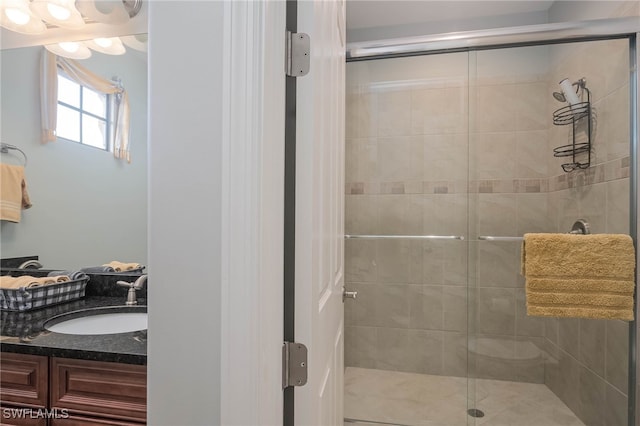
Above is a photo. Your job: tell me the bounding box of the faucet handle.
[117,280,140,305]
[117,280,134,288]
[133,274,147,289]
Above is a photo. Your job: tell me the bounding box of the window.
[56,71,113,150]
[41,51,131,162]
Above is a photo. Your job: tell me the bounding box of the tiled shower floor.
[344,367,584,426]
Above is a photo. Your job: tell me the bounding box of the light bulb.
[45,42,92,59]
[94,38,113,48]
[4,7,30,25]
[86,37,126,55]
[46,2,71,20]
[59,42,79,53]
[29,0,84,28]
[0,0,46,34]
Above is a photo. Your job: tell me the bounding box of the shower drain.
[467,409,485,418]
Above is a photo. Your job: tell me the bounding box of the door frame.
[219,1,286,425]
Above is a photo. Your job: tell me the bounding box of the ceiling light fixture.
[75,0,129,24]
[1,0,143,35]
[86,36,126,55]
[45,41,92,59]
[0,0,46,34]
[121,33,146,52]
[30,0,85,28]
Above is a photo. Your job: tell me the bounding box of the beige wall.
[468,45,551,384]
[344,47,552,381]
[542,38,631,426]
[345,53,471,376]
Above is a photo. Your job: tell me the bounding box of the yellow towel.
[0,275,64,289]
[0,164,32,223]
[102,261,142,272]
[521,233,635,321]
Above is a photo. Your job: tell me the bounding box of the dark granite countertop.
[1,282,147,365]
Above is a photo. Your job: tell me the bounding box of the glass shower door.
[344,35,632,426]
[344,51,472,426]
[467,38,631,426]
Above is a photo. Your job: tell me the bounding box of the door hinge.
[286,31,310,77]
[282,341,308,388]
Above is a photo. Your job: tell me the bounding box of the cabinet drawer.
[50,358,146,423]
[50,414,144,425]
[0,405,47,426]
[0,353,48,408]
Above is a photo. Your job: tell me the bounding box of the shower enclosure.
[343,20,638,426]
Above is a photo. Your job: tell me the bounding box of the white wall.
[147,1,223,424]
[0,46,147,270]
[346,10,549,42]
[148,1,287,423]
[548,0,639,22]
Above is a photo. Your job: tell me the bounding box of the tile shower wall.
[345,53,470,377]
[543,38,630,426]
[345,49,550,382]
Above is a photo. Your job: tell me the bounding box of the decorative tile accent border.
[345,156,630,195]
[548,156,630,191]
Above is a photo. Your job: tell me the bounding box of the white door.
[294,0,346,424]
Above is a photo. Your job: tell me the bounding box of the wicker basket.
[0,277,89,312]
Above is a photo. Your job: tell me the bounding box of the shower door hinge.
[282,341,308,388]
[286,31,310,77]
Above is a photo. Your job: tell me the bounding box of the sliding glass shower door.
[344,51,471,425]
[344,36,633,426]
[468,38,632,426]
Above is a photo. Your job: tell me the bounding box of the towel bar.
[347,221,589,242]
[478,220,590,242]
[0,143,27,166]
[345,234,465,240]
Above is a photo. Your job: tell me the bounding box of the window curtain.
[40,49,131,163]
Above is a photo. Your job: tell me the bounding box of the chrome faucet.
[116,275,147,305]
[18,259,43,269]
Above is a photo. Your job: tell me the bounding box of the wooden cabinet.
[50,416,143,426]
[0,354,146,426]
[0,354,48,408]
[0,406,47,426]
[50,358,146,424]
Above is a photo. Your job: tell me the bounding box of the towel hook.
[0,143,27,167]
[569,219,590,235]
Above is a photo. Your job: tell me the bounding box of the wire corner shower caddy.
[552,78,592,173]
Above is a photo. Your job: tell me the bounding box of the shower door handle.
[478,236,523,242]
[343,287,358,302]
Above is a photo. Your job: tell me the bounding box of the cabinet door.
[50,415,143,425]
[50,358,146,423]
[0,353,48,408]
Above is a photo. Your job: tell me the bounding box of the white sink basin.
[45,308,147,335]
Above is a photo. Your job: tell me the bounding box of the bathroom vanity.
[0,272,147,425]
[1,353,146,425]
